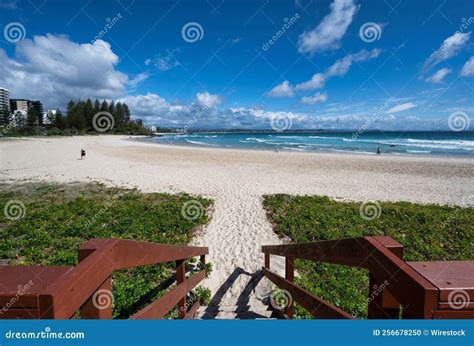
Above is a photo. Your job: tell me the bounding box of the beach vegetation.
[263,194,473,319]
[0,182,213,318]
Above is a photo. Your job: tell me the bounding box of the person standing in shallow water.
[80,148,86,160]
[376,146,381,155]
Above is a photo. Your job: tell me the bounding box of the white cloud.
[118,93,446,131]
[145,50,181,71]
[296,48,381,90]
[128,72,150,87]
[295,73,325,91]
[119,93,170,115]
[301,91,328,104]
[297,0,359,54]
[155,54,180,71]
[267,80,294,97]
[422,32,471,72]
[386,102,417,113]
[196,92,223,107]
[460,56,474,77]
[0,34,128,108]
[425,68,451,83]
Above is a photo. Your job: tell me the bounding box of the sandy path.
[1,136,473,317]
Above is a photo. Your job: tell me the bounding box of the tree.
[67,100,86,131]
[27,107,38,126]
[100,100,109,112]
[115,101,124,127]
[123,103,131,123]
[108,101,115,117]
[66,101,76,125]
[53,108,67,130]
[93,99,101,114]
[0,108,12,128]
[84,99,94,130]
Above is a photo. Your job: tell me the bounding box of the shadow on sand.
[200,267,277,319]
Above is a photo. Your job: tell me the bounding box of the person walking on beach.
[80,148,86,160]
[376,146,381,155]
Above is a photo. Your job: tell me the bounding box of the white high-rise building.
[0,87,10,113]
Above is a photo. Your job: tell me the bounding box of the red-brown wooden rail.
[262,236,474,319]
[0,238,208,319]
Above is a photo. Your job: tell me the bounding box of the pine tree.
[100,100,109,112]
[75,101,87,131]
[84,99,94,130]
[123,103,131,123]
[94,99,100,114]
[115,101,124,128]
[53,108,67,130]
[66,101,76,127]
[108,101,115,117]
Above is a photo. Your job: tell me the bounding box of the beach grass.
[0,182,212,318]
[263,194,474,319]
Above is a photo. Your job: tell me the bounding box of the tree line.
[0,99,153,136]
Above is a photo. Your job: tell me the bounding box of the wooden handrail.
[39,238,208,319]
[262,236,439,319]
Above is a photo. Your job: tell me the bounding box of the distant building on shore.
[0,87,10,113]
[10,99,44,124]
[10,99,44,114]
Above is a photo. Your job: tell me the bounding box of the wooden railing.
[262,236,442,319]
[1,238,208,319]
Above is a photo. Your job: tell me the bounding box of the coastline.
[131,136,473,162]
[139,132,474,159]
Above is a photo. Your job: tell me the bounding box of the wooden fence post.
[285,257,295,318]
[176,260,186,319]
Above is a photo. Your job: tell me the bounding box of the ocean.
[146,131,474,157]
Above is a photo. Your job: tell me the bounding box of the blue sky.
[0,0,473,130]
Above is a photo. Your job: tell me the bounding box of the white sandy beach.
[1,136,473,318]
